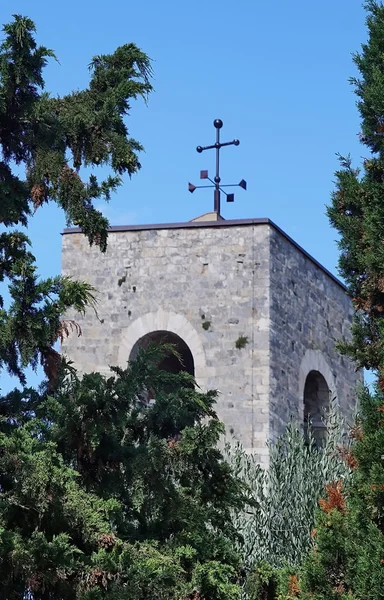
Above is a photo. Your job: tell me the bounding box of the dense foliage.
[327,0,384,388]
[0,345,247,599]
[292,2,384,598]
[300,386,384,599]
[227,403,350,572]
[0,14,152,383]
[0,15,249,600]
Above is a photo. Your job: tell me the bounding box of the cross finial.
[188,119,246,215]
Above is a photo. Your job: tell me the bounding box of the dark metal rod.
[215,125,220,213]
[199,144,216,151]
[192,184,215,189]
[197,183,241,190]
[218,140,238,148]
[208,177,241,189]
[200,140,237,152]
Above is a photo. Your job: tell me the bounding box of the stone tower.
[62,215,360,466]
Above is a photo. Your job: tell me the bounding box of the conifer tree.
[0,16,247,599]
[0,346,246,599]
[298,3,384,598]
[327,0,384,389]
[0,14,152,383]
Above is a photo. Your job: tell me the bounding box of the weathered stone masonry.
[62,218,360,466]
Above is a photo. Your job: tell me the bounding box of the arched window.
[129,330,194,376]
[303,370,330,447]
[129,331,195,376]
[129,330,195,408]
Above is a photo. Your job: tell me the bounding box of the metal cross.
[188,119,246,215]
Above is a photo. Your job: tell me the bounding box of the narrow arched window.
[303,370,330,447]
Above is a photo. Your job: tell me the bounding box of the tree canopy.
[0,16,249,600]
[0,346,246,599]
[327,0,384,388]
[0,14,152,384]
[298,3,384,597]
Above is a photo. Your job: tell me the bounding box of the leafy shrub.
[226,401,350,571]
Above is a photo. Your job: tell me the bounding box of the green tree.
[299,386,384,600]
[327,0,384,388]
[0,16,247,599]
[0,345,246,599]
[297,2,384,598]
[0,14,152,384]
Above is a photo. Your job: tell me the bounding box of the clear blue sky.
[1,1,368,388]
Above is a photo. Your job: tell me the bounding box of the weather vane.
[188,119,246,215]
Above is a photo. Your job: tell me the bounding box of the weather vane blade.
[188,119,246,215]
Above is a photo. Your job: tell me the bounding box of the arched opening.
[118,310,207,392]
[303,370,330,447]
[130,331,195,408]
[130,330,195,377]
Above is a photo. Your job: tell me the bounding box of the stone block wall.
[268,226,360,442]
[62,218,360,465]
